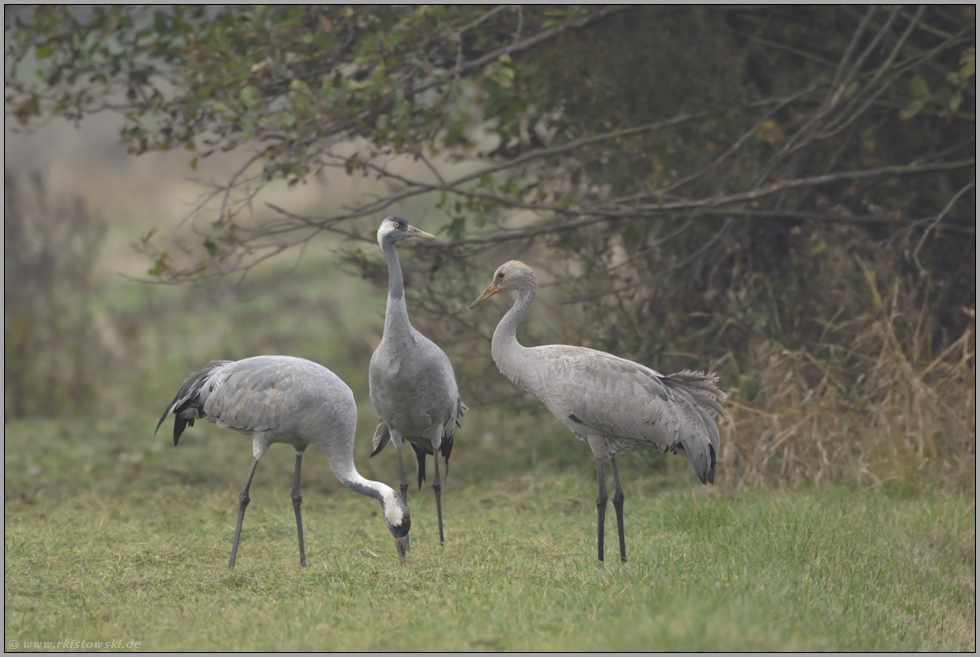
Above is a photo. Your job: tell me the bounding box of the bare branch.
[818,6,926,139]
[564,218,735,304]
[912,180,976,274]
[216,151,268,227]
[417,6,633,93]
[829,6,878,92]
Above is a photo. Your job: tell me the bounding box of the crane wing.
[532,347,725,483]
[155,360,233,444]
[201,358,301,434]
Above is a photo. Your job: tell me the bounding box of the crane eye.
[393,221,401,228]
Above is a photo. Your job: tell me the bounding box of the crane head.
[377,216,435,247]
[381,488,412,566]
[470,260,536,308]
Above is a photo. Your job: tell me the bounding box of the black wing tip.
[680,441,716,485]
[173,417,193,446]
[702,444,717,485]
[410,442,428,490]
[154,410,169,436]
[157,360,226,444]
[440,434,453,464]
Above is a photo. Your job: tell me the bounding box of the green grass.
[4,415,975,651]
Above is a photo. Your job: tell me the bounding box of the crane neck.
[321,444,392,507]
[381,239,414,340]
[329,457,407,532]
[339,470,388,504]
[491,281,536,369]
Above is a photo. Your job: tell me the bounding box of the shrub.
[4,171,106,418]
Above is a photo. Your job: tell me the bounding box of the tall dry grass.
[724,262,975,493]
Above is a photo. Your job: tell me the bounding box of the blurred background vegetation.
[4,5,975,495]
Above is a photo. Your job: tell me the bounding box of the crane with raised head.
[156,355,411,568]
[369,216,466,546]
[470,260,727,564]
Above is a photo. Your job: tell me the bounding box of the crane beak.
[395,536,410,566]
[407,226,436,240]
[469,282,500,309]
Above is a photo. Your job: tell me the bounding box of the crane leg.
[609,455,627,565]
[229,457,260,570]
[291,452,306,567]
[395,443,409,503]
[595,457,607,564]
[432,454,445,545]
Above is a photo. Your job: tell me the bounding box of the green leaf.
[240,84,262,110]
[960,49,975,79]
[909,75,929,98]
[278,110,296,128]
[289,79,312,95]
[148,254,167,277]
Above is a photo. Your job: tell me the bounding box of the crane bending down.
[369,216,466,545]
[156,356,411,569]
[470,261,728,564]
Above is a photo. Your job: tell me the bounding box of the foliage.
[3,171,106,419]
[6,6,974,279]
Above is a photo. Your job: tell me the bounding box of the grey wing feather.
[665,370,730,421]
[204,359,293,433]
[158,357,302,443]
[371,417,391,456]
[454,398,468,429]
[155,360,233,444]
[535,348,726,483]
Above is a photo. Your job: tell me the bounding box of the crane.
[155,355,411,569]
[369,216,466,546]
[470,260,728,564]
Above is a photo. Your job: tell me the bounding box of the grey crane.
[155,355,411,569]
[470,261,728,564]
[369,216,466,545]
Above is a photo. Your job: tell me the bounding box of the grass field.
[3,210,976,651]
[4,408,975,651]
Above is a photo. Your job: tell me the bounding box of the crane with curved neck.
[471,260,727,564]
[156,355,411,568]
